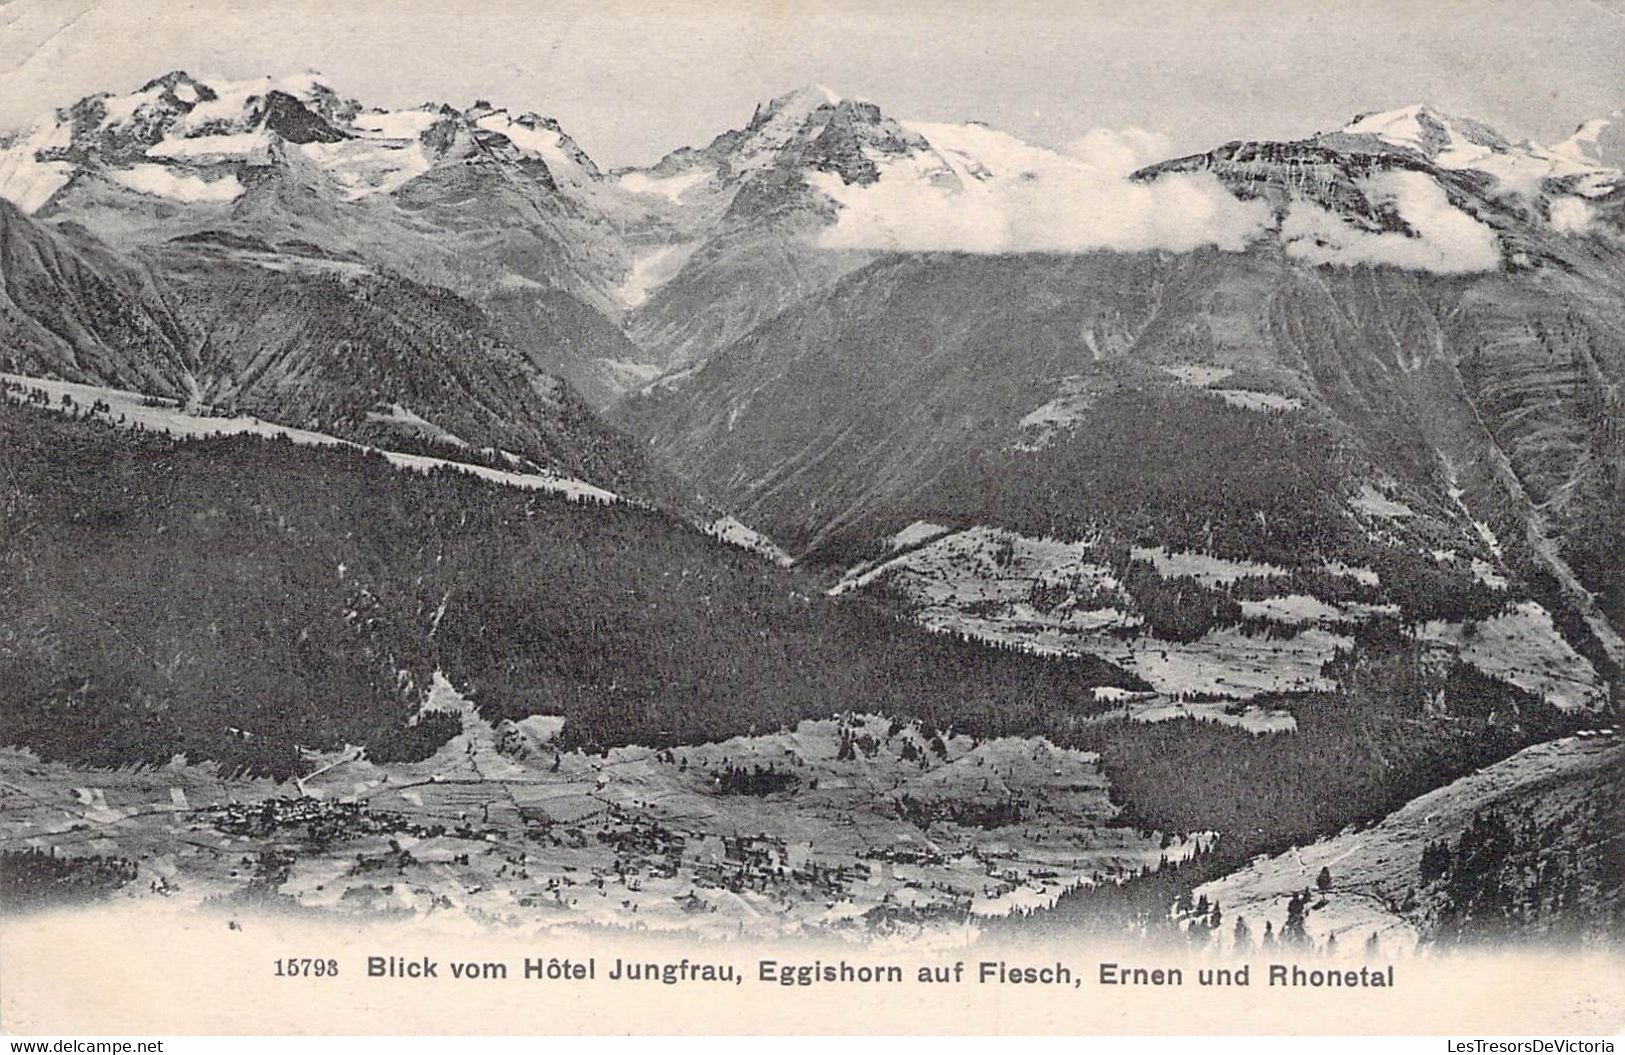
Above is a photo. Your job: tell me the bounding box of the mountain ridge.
[1,71,1621,942]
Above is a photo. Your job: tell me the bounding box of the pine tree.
[1420,840,1450,884]
[1283,892,1310,946]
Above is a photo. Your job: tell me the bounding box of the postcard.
[0,0,1621,1040]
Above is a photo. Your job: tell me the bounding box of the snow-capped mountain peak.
[470,107,602,184]
[171,72,355,135]
[624,82,913,202]
[722,84,855,174]
[0,72,619,213]
[1332,102,1619,198]
[1338,103,1507,158]
[752,83,844,125]
[1553,113,1624,170]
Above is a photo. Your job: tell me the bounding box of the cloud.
[1064,127,1171,175]
[807,122,1271,256]
[1279,171,1502,273]
[807,125,1508,272]
[1549,196,1598,236]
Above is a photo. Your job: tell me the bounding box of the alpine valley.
[0,72,1619,949]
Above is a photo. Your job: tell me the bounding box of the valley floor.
[0,697,1199,940]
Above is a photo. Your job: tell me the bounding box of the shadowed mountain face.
[622,246,1624,623]
[0,198,196,395]
[0,199,658,495]
[619,149,1625,700]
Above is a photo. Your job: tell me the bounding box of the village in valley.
[0,685,1206,939]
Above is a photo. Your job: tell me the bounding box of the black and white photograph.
[0,0,1620,1041]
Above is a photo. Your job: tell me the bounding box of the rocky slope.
[0,196,657,494]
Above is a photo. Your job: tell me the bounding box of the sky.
[1,0,1621,168]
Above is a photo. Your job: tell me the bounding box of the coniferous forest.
[1,400,1589,876]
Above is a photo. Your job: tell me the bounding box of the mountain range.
[1,70,1621,942]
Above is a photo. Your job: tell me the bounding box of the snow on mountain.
[0,72,338,213]
[618,86,1267,258]
[1,372,620,505]
[472,108,602,186]
[0,71,617,217]
[1553,112,1625,170]
[6,74,1618,278]
[352,108,443,139]
[289,104,448,200]
[1339,103,1503,156]
[0,119,74,212]
[1134,102,1625,276]
[1279,169,1502,273]
[7,72,1624,410]
[631,91,1616,270]
[105,163,243,203]
[0,71,685,400]
[146,131,272,161]
[1337,103,1620,198]
[723,83,854,178]
[621,84,931,213]
[299,132,430,200]
[806,118,1269,254]
[888,119,1055,186]
[615,88,1273,372]
[621,89,1617,282]
[171,73,343,133]
[614,242,700,308]
[618,166,712,203]
[301,100,602,203]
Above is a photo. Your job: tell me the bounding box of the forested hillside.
[4,401,1597,872]
[0,401,1144,778]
